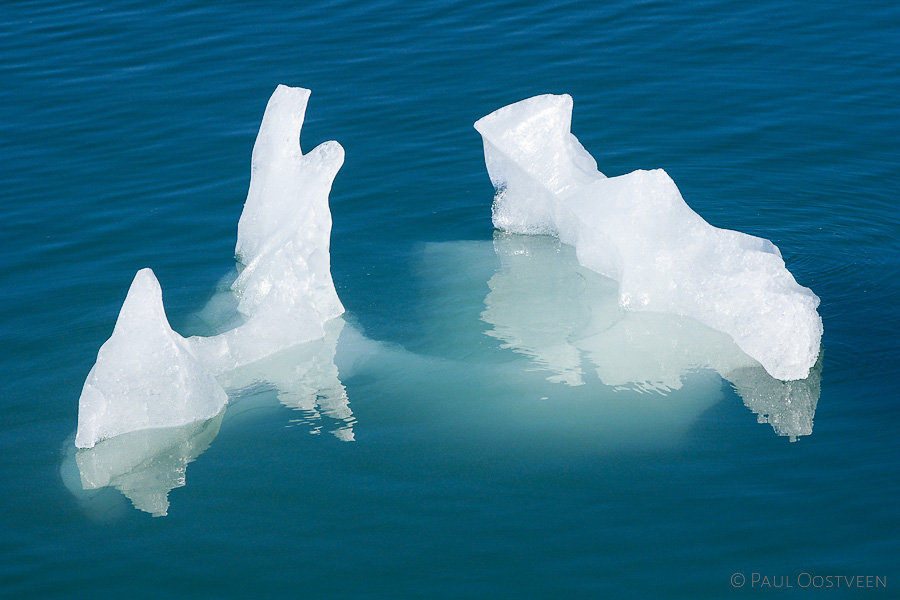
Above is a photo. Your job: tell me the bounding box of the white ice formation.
[474,94,823,381]
[66,319,360,517]
[75,85,345,449]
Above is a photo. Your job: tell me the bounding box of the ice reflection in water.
[479,232,822,440]
[218,318,355,441]
[71,412,224,517]
[182,271,356,441]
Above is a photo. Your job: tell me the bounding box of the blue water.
[2,1,898,597]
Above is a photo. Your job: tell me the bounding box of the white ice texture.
[474,94,823,381]
[75,269,228,448]
[76,85,345,448]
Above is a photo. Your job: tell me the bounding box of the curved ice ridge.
[76,85,345,449]
[474,94,823,381]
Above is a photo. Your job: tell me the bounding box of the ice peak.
[75,268,227,449]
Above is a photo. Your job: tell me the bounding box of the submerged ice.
[74,412,224,517]
[75,85,346,449]
[479,233,821,440]
[474,94,823,381]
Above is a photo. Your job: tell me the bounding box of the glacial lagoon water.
[2,1,898,597]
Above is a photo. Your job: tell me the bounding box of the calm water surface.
[1,1,898,597]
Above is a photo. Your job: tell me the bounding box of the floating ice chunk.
[75,269,227,449]
[70,86,355,515]
[234,84,343,326]
[475,94,823,381]
[76,85,346,453]
[188,85,345,372]
[66,320,359,518]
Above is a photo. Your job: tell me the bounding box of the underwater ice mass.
[475,233,821,440]
[474,94,823,382]
[69,86,824,515]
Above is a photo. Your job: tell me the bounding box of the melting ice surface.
[474,94,823,381]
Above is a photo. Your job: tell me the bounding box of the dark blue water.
[2,1,898,597]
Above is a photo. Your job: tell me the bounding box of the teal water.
[2,1,898,597]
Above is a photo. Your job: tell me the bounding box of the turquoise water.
[2,1,898,597]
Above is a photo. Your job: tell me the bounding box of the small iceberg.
[474,94,823,381]
[75,85,346,449]
[188,85,346,374]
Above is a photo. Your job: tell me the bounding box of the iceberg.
[474,94,823,381]
[64,319,362,518]
[75,85,346,449]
